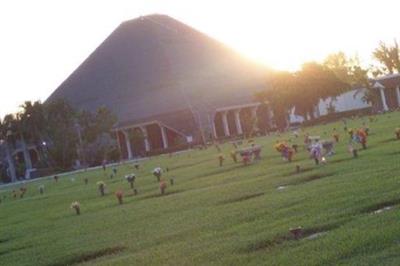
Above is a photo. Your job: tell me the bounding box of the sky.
[0,0,399,118]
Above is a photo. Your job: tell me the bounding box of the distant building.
[46,14,400,160]
[47,15,272,159]
[372,73,400,111]
[289,74,400,124]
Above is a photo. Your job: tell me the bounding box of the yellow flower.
[70,201,80,209]
[96,181,105,186]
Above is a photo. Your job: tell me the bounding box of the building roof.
[375,73,400,88]
[47,14,269,133]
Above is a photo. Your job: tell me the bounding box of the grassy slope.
[0,112,400,266]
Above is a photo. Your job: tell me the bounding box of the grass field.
[1,112,400,266]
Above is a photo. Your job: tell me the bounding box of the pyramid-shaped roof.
[47,14,268,131]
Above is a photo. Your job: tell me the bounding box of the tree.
[325,52,381,107]
[1,113,33,174]
[0,117,17,182]
[16,112,33,171]
[373,40,400,74]
[256,62,350,127]
[295,62,350,118]
[78,106,117,166]
[256,71,296,130]
[294,62,349,120]
[44,99,78,170]
[82,133,117,165]
[324,52,362,84]
[19,101,48,162]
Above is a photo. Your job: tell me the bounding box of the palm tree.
[0,118,17,182]
[15,113,33,171]
[20,101,49,165]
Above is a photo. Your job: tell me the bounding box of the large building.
[47,14,400,160]
[47,15,271,159]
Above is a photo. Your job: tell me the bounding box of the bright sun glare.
[0,0,399,117]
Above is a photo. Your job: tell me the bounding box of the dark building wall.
[227,111,237,136]
[147,124,163,150]
[385,88,398,109]
[214,113,224,138]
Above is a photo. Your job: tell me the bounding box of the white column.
[221,111,230,137]
[160,125,168,149]
[379,87,389,111]
[251,107,258,120]
[116,131,123,156]
[122,130,133,159]
[314,104,321,118]
[211,117,218,139]
[140,126,151,152]
[234,110,243,135]
[251,106,258,131]
[396,86,400,107]
[268,107,275,127]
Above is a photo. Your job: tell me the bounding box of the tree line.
[256,39,400,130]
[0,40,398,182]
[0,100,118,183]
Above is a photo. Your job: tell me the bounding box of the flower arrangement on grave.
[238,146,252,165]
[115,190,124,204]
[357,128,368,149]
[153,167,162,181]
[230,150,238,163]
[292,144,298,153]
[251,144,262,160]
[321,140,335,157]
[348,128,354,137]
[304,133,311,146]
[347,144,358,158]
[242,152,252,165]
[97,181,106,196]
[217,154,225,167]
[349,128,357,142]
[70,201,81,215]
[159,180,167,195]
[363,125,370,136]
[395,128,400,139]
[19,187,27,198]
[125,174,136,189]
[274,141,294,162]
[332,129,340,142]
[309,141,322,165]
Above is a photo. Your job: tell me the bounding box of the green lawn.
[1,112,400,266]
